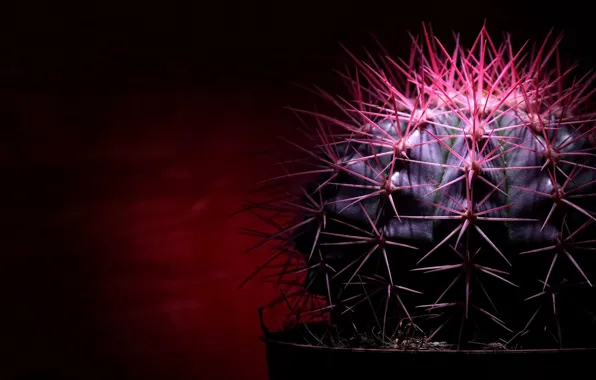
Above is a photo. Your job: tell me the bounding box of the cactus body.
[244,26,596,349]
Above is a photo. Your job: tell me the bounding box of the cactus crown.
[241,24,596,350]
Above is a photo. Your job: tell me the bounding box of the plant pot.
[262,327,596,380]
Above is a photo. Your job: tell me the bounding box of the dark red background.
[0,1,593,379]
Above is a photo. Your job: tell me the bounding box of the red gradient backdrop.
[1,87,300,379]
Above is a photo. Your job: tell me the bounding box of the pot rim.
[261,336,596,354]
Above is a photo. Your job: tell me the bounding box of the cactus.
[241,24,596,350]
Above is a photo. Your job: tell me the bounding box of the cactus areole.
[240,25,596,375]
